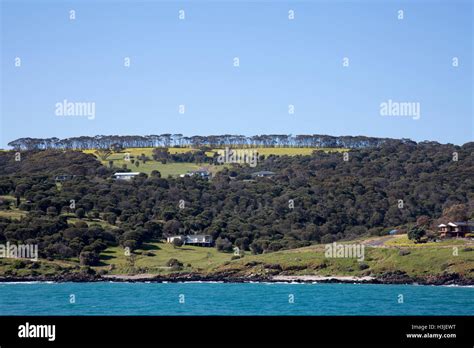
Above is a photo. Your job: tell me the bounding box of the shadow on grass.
[100,254,115,261]
[140,243,161,251]
[95,260,111,267]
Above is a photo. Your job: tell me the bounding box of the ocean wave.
[441,284,474,288]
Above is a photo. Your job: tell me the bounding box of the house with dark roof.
[437,222,471,238]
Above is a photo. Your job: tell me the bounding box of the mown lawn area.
[108,159,202,177]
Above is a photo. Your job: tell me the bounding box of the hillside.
[93,235,474,281]
[0,139,472,283]
[1,234,472,284]
[83,146,345,176]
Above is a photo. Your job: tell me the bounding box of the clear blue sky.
[1,0,472,148]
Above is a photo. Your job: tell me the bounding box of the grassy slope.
[219,243,474,279]
[92,235,474,278]
[91,233,473,279]
[84,147,347,177]
[88,152,202,176]
[84,146,346,158]
[66,217,118,230]
[95,242,236,275]
[0,210,27,220]
[0,195,27,220]
[246,147,347,156]
[0,258,79,277]
[1,235,472,279]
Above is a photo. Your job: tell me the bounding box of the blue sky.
[1,0,472,148]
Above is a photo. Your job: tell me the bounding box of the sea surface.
[0,282,473,315]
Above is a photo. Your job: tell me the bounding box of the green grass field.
[214,238,474,278]
[246,147,347,156]
[87,148,217,176]
[66,216,118,230]
[95,242,237,275]
[0,196,27,220]
[90,235,473,279]
[84,146,347,177]
[85,146,346,158]
[0,195,17,201]
[0,210,27,220]
[0,258,78,277]
[113,160,201,177]
[384,234,468,247]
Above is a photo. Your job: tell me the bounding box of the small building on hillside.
[251,170,275,178]
[438,222,470,238]
[113,172,140,180]
[166,234,214,247]
[166,235,184,244]
[180,170,211,179]
[54,174,76,182]
[186,234,213,246]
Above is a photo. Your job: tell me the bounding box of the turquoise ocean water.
[1,282,472,315]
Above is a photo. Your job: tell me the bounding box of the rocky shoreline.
[0,270,472,286]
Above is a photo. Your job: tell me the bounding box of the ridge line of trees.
[7,134,419,151]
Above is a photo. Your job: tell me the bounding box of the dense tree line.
[152,148,211,164]
[0,150,107,176]
[7,134,407,151]
[0,141,472,265]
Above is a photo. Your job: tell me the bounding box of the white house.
[179,170,211,179]
[113,172,140,180]
[251,170,275,178]
[166,236,184,244]
[166,235,214,247]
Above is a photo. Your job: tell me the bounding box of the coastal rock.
[1,270,472,286]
